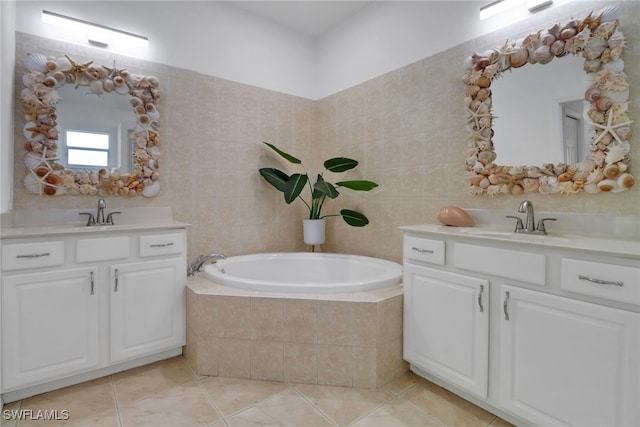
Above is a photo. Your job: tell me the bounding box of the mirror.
[463,6,634,195]
[21,54,161,197]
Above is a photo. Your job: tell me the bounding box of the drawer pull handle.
[90,271,95,295]
[150,242,174,248]
[503,291,510,321]
[478,285,484,313]
[578,275,623,287]
[17,252,50,259]
[114,269,119,292]
[412,246,434,254]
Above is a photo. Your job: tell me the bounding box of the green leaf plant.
[259,142,378,227]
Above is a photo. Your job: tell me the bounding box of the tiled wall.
[185,277,406,388]
[13,0,639,264]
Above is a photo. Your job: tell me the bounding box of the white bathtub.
[203,252,402,293]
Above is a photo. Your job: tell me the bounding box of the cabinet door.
[500,285,640,427]
[2,268,99,390]
[403,264,489,398]
[110,258,184,362]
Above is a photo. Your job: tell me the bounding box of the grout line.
[289,384,339,427]
[109,374,124,427]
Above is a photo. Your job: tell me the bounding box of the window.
[65,130,110,168]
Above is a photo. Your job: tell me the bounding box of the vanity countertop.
[400,223,640,260]
[1,207,190,239]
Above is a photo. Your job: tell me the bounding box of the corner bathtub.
[203,252,402,294]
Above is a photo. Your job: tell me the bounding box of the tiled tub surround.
[185,275,407,388]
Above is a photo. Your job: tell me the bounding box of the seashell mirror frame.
[20,53,161,197]
[463,6,633,196]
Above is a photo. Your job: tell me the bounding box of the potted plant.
[259,142,378,245]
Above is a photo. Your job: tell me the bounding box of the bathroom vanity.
[0,208,189,402]
[401,214,639,427]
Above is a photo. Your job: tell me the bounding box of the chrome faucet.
[506,200,556,235]
[187,253,227,276]
[79,198,121,226]
[518,200,536,233]
[97,198,107,224]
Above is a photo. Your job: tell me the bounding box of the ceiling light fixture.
[42,10,148,48]
[479,0,521,20]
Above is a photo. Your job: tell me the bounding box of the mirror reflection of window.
[65,130,110,168]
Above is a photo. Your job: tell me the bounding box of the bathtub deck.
[185,275,407,388]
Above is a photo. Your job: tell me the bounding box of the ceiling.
[225,1,374,38]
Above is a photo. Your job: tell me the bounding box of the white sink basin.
[458,227,571,243]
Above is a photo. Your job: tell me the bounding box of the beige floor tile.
[17,377,114,426]
[225,389,333,427]
[384,371,423,396]
[113,357,195,405]
[403,380,495,427]
[2,400,21,427]
[351,397,443,427]
[118,382,220,427]
[295,383,394,427]
[199,377,291,417]
[68,409,119,427]
[489,417,515,427]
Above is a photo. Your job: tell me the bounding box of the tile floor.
[1,356,514,427]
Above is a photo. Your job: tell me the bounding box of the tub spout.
[187,253,226,276]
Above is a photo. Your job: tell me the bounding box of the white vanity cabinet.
[500,285,639,427]
[2,267,99,390]
[403,262,489,398]
[0,226,187,401]
[401,225,640,427]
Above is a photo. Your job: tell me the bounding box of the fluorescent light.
[480,0,521,20]
[42,10,148,48]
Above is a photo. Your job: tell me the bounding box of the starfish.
[25,148,61,195]
[589,110,633,146]
[465,106,492,130]
[62,55,96,88]
[102,60,126,80]
[25,120,59,139]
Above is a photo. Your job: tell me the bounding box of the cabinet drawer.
[403,235,445,265]
[454,243,546,286]
[139,233,184,257]
[76,236,130,263]
[561,258,640,305]
[2,241,65,271]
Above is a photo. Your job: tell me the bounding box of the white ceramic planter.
[303,219,325,245]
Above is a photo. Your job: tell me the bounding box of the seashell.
[586,167,604,184]
[608,30,625,50]
[583,44,606,60]
[550,39,565,57]
[148,76,160,88]
[479,178,490,189]
[541,32,556,46]
[103,79,115,92]
[130,97,143,107]
[558,166,578,182]
[605,142,629,164]
[557,181,576,195]
[437,206,475,227]
[597,179,617,192]
[477,150,494,165]
[586,108,605,124]
[137,114,150,124]
[508,48,529,68]
[578,158,596,174]
[592,20,618,41]
[567,27,591,54]
[25,53,48,72]
[615,126,632,142]
[584,87,600,103]
[603,163,620,179]
[52,70,66,83]
[475,88,490,102]
[113,75,126,86]
[135,105,146,115]
[592,150,606,166]
[583,183,600,194]
[522,178,539,193]
[560,27,577,40]
[603,59,624,73]
[572,177,585,192]
[598,5,620,23]
[617,173,634,190]
[89,80,104,95]
[594,96,612,111]
[532,45,553,63]
[601,89,629,105]
[43,76,58,88]
[467,85,480,97]
[476,76,491,88]
[510,184,524,195]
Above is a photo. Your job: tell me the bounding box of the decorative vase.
[303,219,325,245]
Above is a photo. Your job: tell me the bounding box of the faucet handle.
[79,212,95,226]
[506,215,524,232]
[106,211,121,225]
[536,217,556,234]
